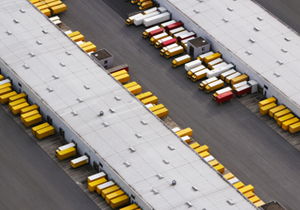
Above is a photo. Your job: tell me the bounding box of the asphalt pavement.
[59,0,300,209]
[0,105,100,210]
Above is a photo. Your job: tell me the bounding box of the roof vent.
[168,145,175,151]
[23,64,29,69]
[257,16,263,21]
[66,51,72,55]
[29,52,35,57]
[98,111,104,116]
[114,96,121,101]
[141,120,147,125]
[77,98,83,103]
[152,188,159,194]
[157,174,164,179]
[52,74,59,79]
[109,108,115,113]
[13,19,19,23]
[84,85,90,89]
[227,7,233,11]
[274,72,281,77]
[20,9,25,13]
[171,180,177,186]
[186,202,193,208]
[103,122,109,127]
[163,159,169,164]
[281,48,288,53]
[124,161,131,167]
[60,62,65,67]
[47,87,53,92]
[227,200,234,205]
[223,18,228,23]
[284,37,290,41]
[246,50,252,55]
[129,146,135,152]
[192,186,198,191]
[254,27,260,31]
[198,0,203,2]
[71,111,78,116]
[194,9,199,14]
[277,60,283,65]
[249,38,255,43]
[6,31,12,35]
[42,29,48,34]
[136,133,142,138]
[36,40,42,45]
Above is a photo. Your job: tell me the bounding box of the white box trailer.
[211,62,227,70]
[185,60,202,71]
[157,36,173,45]
[160,20,176,28]
[143,12,171,28]
[206,64,234,78]
[232,81,247,90]
[215,87,232,96]
[144,25,160,34]
[169,27,185,36]
[181,37,195,45]
[172,127,181,132]
[188,65,206,75]
[143,7,158,15]
[200,77,218,87]
[248,80,258,93]
[127,13,143,25]
[208,58,223,69]
[198,51,213,60]
[87,172,106,183]
[57,143,75,152]
[173,30,189,38]
[134,11,160,26]
[220,69,236,80]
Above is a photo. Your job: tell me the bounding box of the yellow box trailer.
[277,113,294,126]
[289,122,300,134]
[9,98,27,110]
[30,0,39,3]
[136,91,152,100]
[115,74,130,84]
[231,74,248,85]
[79,41,93,49]
[9,93,26,103]
[67,31,81,38]
[214,164,225,174]
[175,127,193,137]
[189,142,200,150]
[0,83,11,90]
[233,181,244,189]
[199,151,210,158]
[55,147,76,161]
[282,117,299,130]
[0,91,17,104]
[102,185,120,198]
[141,96,158,105]
[244,191,255,199]
[88,178,107,192]
[50,3,67,14]
[259,103,277,116]
[274,109,291,121]
[87,172,106,183]
[153,107,168,118]
[71,155,89,168]
[249,196,260,203]
[111,70,127,78]
[110,194,129,209]
[82,44,97,53]
[181,135,191,144]
[191,69,210,82]
[149,104,164,112]
[106,190,125,204]
[269,105,285,117]
[254,200,265,208]
[239,184,254,194]
[127,85,142,95]
[124,81,138,89]
[203,52,221,64]
[208,160,219,167]
[195,145,209,154]
[32,123,50,135]
[223,173,234,180]
[21,104,39,114]
[97,181,115,194]
[41,9,51,17]
[71,34,85,42]
[172,55,191,68]
[0,75,3,81]
[24,114,42,127]
[165,46,184,59]
[34,2,46,7]
[11,102,29,115]
[0,87,11,95]
[37,5,49,10]
[119,204,139,210]
[47,1,62,7]
[205,80,224,93]
[21,110,39,123]
[259,97,276,107]
[36,126,55,139]
[139,1,153,10]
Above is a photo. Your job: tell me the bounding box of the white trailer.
[215,87,232,96]
[158,7,167,13]
[206,64,234,78]
[232,81,247,90]
[0,79,10,86]
[226,72,241,83]
[160,20,176,28]
[197,51,213,60]
[208,58,223,69]
[156,36,173,46]
[126,13,143,25]
[169,27,185,35]
[220,69,236,80]
[143,7,158,15]
[144,25,160,34]
[173,30,189,38]
[143,12,171,28]
[181,37,195,45]
[134,11,160,26]
[199,77,218,88]
[185,60,202,71]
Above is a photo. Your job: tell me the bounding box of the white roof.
[169,0,300,108]
[0,0,256,209]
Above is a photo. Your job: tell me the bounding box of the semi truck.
[205,80,224,93]
[231,74,248,85]
[234,80,258,97]
[191,69,210,82]
[185,60,202,72]
[207,58,223,69]
[134,11,160,26]
[197,51,213,61]
[206,64,234,78]
[178,32,196,42]
[148,27,164,38]
[165,21,183,32]
[212,87,232,100]
[161,38,177,48]
[172,55,191,67]
[220,69,236,80]
[160,43,178,56]
[142,25,160,38]
[155,36,173,48]
[226,72,241,84]
[199,77,218,90]
[126,13,143,25]
[169,27,185,36]
[203,52,221,64]
[139,1,153,10]
[216,91,233,105]
[143,12,171,28]
[150,32,168,45]
[160,20,176,28]
[187,65,205,78]
[232,81,247,90]
[173,30,189,38]
[165,46,184,58]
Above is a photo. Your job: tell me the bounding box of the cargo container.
[36,126,55,139]
[119,204,139,210]
[9,98,27,110]
[260,103,277,115]
[178,32,196,42]
[24,114,42,127]
[199,77,218,90]
[165,21,183,32]
[185,60,202,72]
[269,105,286,117]
[11,102,29,115]
[55,147,76,161]
[239,185,254,194]
[0,87,11,96]
[233,182,245,189]
[161,38,177,48]
[110,195,129,209]
[106,190,125,204]
[71,34,84,42]
[187,65,206,78]
[115,74,130,84]
[155,36,173,48]
[139,1,153,10]
[0,91,17,104]
[289,122,300,133]
[97,181,115,195]
[172,30,189,39]
[21,110,40,123]
[9,93,26,103]
[203,52,221,64]
[165,46,184,58]
[87,172,106,183]
[231,74,248,85]
[225,72,241,84]
[197,51,213,61]
[80,42,93,49]
[67,31,80,38]
[150,32,168,45]
[223,173,234,180]
[137,0,149,6]
[21,104,39,114]
[127,85,142,95]
[136,91,152,100]
[259,97,277,107]
[71,155,89,168]
[160,20,176,28]
[124,81,138,89]
[274,109,291,121]
[234,84,251,98]
[244,191,255,199]
[205,80,224,93]
[249,196,260,203]
[232,81,247,91]
[134,11,160,26]
[207,58,223,69]
[195,145,209,153]
[204,155,215,163]
[148,27,164,38]
[209,160,219,167]
[107,64,129,74]
[190,142,200,150]
[82,44,97,53]
[88,178,107,192]
[220,69,236,80]
[142,7,157,15]
[37,5,49,11]
[175,127,193,137]
[216,91,233,105]
[169,27,185,36]
[277,113,294,126]
[214,164,225,174]
[142,25,160,38]
[141,96,158,105]
[41,9,51,17]
[149,104,164,112]
[48,1,62,7]
[143,12,171,28]
[212,87,232,100]
[50,4,67,15]
[199,151,210,158]
[160,43,178,56]
[57,143,75,152]
[126,13,143,25]
[282,117,299,130]
[206,64,234,78]
[191,69,210,82]
[153,107,168,118]
[172,55,191,67]
[102,185,120,198]
[181,135,190,144]
[34,1,46,7]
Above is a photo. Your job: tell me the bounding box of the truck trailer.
[161,38,177,48]
[160,43,178,56]
[142,25,160,38]
[205,80,224,93]
[191,69,210,82]
[220,69,236,80]
[165,21,183,32]
[155,36,173,48]
[199,77,218,90]
[187,65,205,78]
[150,32,168,45]
[216,91,233,105]
[197,51,213,61]
[185,59,202,72]
[172,55,191,67]
[206,64,234,78]
[212,87,232,100]
[165,46,184,58]
[134,11,160,26]
[143,12,171,28]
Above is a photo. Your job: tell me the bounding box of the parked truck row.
[64,30,97,54]
[30,0,67,17]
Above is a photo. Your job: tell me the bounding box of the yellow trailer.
[79,41,93,49]
[254,200,265,208]
[171,55,191,67]
[82,44,97,53]
[102,185,120,198]
[199,151,210,158]
[115,74,130,84]
[136,91,152,100]
[30,0,39,3]
[110,195,129,209]
[274,109,291,121]
[259,97,276,107]
[150,32,168,45]
[21,110,39,123]
[67,31,81,38]
[9,98,27,110]
[111,70,127,78]
[233,181,245,189]
[119,204,139,210]
[214,164,224,174]
[208,160,219,167]
[44,0,58,3]
[189,142,200,150]
[88,178,107,192]
[191,69,210,82]
[55,147,76,161]
[138,0,149,5]
[153,107,168,118]
[175,127,193,137]
[9,93,26,103]
[0,83,11,90]
[124,81,137,89]
[87,172,106,183]
[32,123,50,135]
[259,103,277,116]
[50,4,67,14]
[165,46,184,59]
[244,191,255,199]
[269,105,285,117]
[24,114,42,127]
[231,74,248,85]
[71,34,85,42]
[141,95,158,105]
[139,1,153,10]
[203,52,221,64]
[34,2,46,7]
[131,0,139,3]
[47,1,62,7]
[249,196,260,203]
[71,155,89,168]
[97,181,115,194]
[21,104,39,114]
[0,75,3,81]
[277,113,294,126]
[223,173,234,180]
[239,184,254,194]
[11,102,29,115]
[36,126,55,139]
[282,117,299,130]
[205,80,224,93]
[0,91,17,104]
[195,145,209,154]
[127,85,142,95]
[106,190,125,204]
[41,9,51,17]
[149,104,164,112]
[0,87,11,95]
[289,122,300,134]
[37,5,49,11]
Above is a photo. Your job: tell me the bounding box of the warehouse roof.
[0,0,256,209]
[168,0,300,108]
